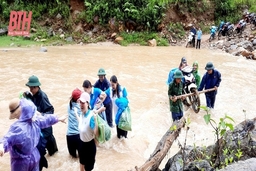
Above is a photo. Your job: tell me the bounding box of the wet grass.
[0,32,170,47]
[119,31,169,46]
[0,35,42,47]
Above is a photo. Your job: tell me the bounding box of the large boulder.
[218,158,256,171]
[162,118,256,171]
[237,40,254,51]
[230,46,244,56]
[240,50,255,59]
[148,39,157,47]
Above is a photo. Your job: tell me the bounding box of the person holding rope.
[198,62,221,110]
[168,70,186,121]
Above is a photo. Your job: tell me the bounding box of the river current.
[0,44,255,170]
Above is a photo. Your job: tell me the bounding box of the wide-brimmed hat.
[26,75,41,87]
[174,70,184,79]
[79,92,91,103]
[71,88,82,101]
[205,62,214,70]
[9,98,21,120]
[97,68,106,76]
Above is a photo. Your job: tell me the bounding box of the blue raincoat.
[115,97,129,125]
[1,99,59,171]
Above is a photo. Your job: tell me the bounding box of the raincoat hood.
[193,61,199,73]
[19,98,37,122]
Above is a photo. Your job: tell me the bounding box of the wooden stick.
[174,88,216,99]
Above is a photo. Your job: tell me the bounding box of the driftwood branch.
[134,117,186,171]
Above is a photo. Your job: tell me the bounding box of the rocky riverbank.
[182,23,256,60]
[162,117,256,171]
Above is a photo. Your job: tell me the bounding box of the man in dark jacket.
[190,26,197,47]
[198,62,221,109]
[24,75,58,170]
[94,68,113,127]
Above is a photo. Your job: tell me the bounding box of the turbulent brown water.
[0,43,256,171]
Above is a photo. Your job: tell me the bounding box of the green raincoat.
[192,61,201,87]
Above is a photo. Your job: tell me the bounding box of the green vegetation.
[0,35,41,47]
[1,0,256,46]
[0,34,73,47]
[168,22,186,39]
[83,0,167,31]
[200,106,242,169]
[0,0,70,20]
[214,0,256,24]
[119,32,169,46]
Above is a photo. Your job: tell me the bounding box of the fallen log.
[134,117,186,171]
[175,88,216,99]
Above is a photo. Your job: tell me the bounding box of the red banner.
[8,11,32,36]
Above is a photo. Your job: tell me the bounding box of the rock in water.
[148,39,157,47]
[40,47,47,52]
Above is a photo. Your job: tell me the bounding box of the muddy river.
[0,43,255,170]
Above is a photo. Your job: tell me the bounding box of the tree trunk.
[134,117,186,171]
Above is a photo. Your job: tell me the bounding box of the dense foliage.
[214,0,256,24]
[0,0,69,22]
[81,0,167,31]
[1,0,256,31]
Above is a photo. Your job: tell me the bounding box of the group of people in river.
[0,58,222,171]
[167,57,222,121]
[0,68,129,171]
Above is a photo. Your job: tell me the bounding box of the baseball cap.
[79,92,90,103]
[71,88,82,101]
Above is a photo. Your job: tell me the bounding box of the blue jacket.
[67,102,81,136]
[94,78,111,105]
[198,69,221,96]
[197,30,202,40]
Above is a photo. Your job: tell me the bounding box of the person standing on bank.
[105,75,128,138]
[190,25,197,47]
[23,75,58,170]
[94,68,113,127]
[66,88,82,158]
[77,92,99,171]
[168,70,185,121]
[198,62,221,109]
[196,27,202,49]
[0,98,66,171]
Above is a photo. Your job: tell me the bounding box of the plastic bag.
[96,115,111,143]
[118,106,132,131]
